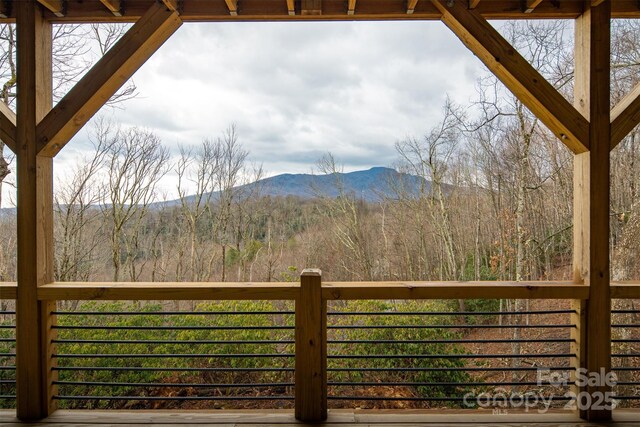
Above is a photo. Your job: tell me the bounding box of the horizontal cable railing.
[51,301,295,409]
[612,300,640,407]
[325,300,576,410]
[1,278,639,418]
[0,309,15,408]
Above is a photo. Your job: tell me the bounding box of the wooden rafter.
[99,0,122,17]
[432,0,589,154]
[407,0,419,14]
[36,2,182,157]
[37,0,64,17]
[0,101,16,153]
[286,0,295,15]
[224,0,238,16]
[468,0,481,8]
[524,0,543,13]
[162,0,180,13]
[611,83,640,150]
[348,0,356,15]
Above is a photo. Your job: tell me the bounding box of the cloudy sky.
[46,20,486,202]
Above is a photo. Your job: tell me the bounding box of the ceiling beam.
[36,2,182,157]
[524,0,544,13]
[469,0,481,8]
[286,0,295,15]
[224,0,238,16]
[407,0,419,14]
[37,0,64,17]
[433,0,589,154]
[301,0,322,15]
[0,101,16,153]
[99,0,123,17]
[348,0,356,15]
[611,83,640,150]
[591,0,606,6]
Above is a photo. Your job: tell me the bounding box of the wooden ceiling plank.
[407,0,419,14]
[301,0,322,15]
[37,0,64,17]
[36,2,182,157]
[99,0,123,17]
[348,0,356,15]
[611,83,640,150]
[286,0,295,15]
[525,0,544,13]
[0,101,16,153]
[224,0,238,16]
[432,0,589,154]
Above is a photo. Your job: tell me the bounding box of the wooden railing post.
[15,1,56,420]
[295,269,327,422]
[573,1,612,421]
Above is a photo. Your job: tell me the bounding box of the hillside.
[175,166,429,205]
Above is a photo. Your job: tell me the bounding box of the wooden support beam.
[15,0,56,420]
[224,0,238,16]
[524,0,544,13]
[408,0,419,14]
[433,0,590,154]
[438,0,590,151]
[348,0,356,15]
[468,0,481,8]
[36,2,182,157]
[301,0,321,15]
[573,1,612,422]
[286,0,295,15]
[611,83,640,149]
[99,0,122,17]
[592,0,606,6]
[295,269,327,422]
[37,0,64,17]
[0,101,16,153]
[161,0,180,14]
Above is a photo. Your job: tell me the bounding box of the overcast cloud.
[48,20,485,201]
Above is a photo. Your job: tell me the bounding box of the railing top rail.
[0,280,638,301]
[322,281,591,300]
[37,282,299,301]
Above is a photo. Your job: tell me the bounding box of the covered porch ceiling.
[1,0,640,22]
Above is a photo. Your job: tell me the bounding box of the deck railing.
[0,272,639,420]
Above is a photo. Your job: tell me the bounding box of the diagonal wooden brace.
[611,83,640,150]
[432,0,590,154]
[36,1,182,157]
[0,101,16,153]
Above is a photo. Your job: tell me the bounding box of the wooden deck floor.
[1,410,640,426]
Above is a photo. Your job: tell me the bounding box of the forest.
[0,19,639,409]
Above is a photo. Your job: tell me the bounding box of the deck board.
[1,410,639,426]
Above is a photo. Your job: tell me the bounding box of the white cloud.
[45,19,485,203]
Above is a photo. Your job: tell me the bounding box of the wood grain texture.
[37,282,299,301]
[295,269,327,422]
[1,408,639,425]
[323,281,590,300]
[0,101,16,153]
[611,83,640,150]
[0,0,635,22]
[433,0,589,154]
[573,1,612,421]
[15,0,54,420]
[36,1,182,157]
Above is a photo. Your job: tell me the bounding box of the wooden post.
[295,269,327,422]
[572,1,612,421]
[15,1,56,420]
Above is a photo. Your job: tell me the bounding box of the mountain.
[246,166,428,202]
